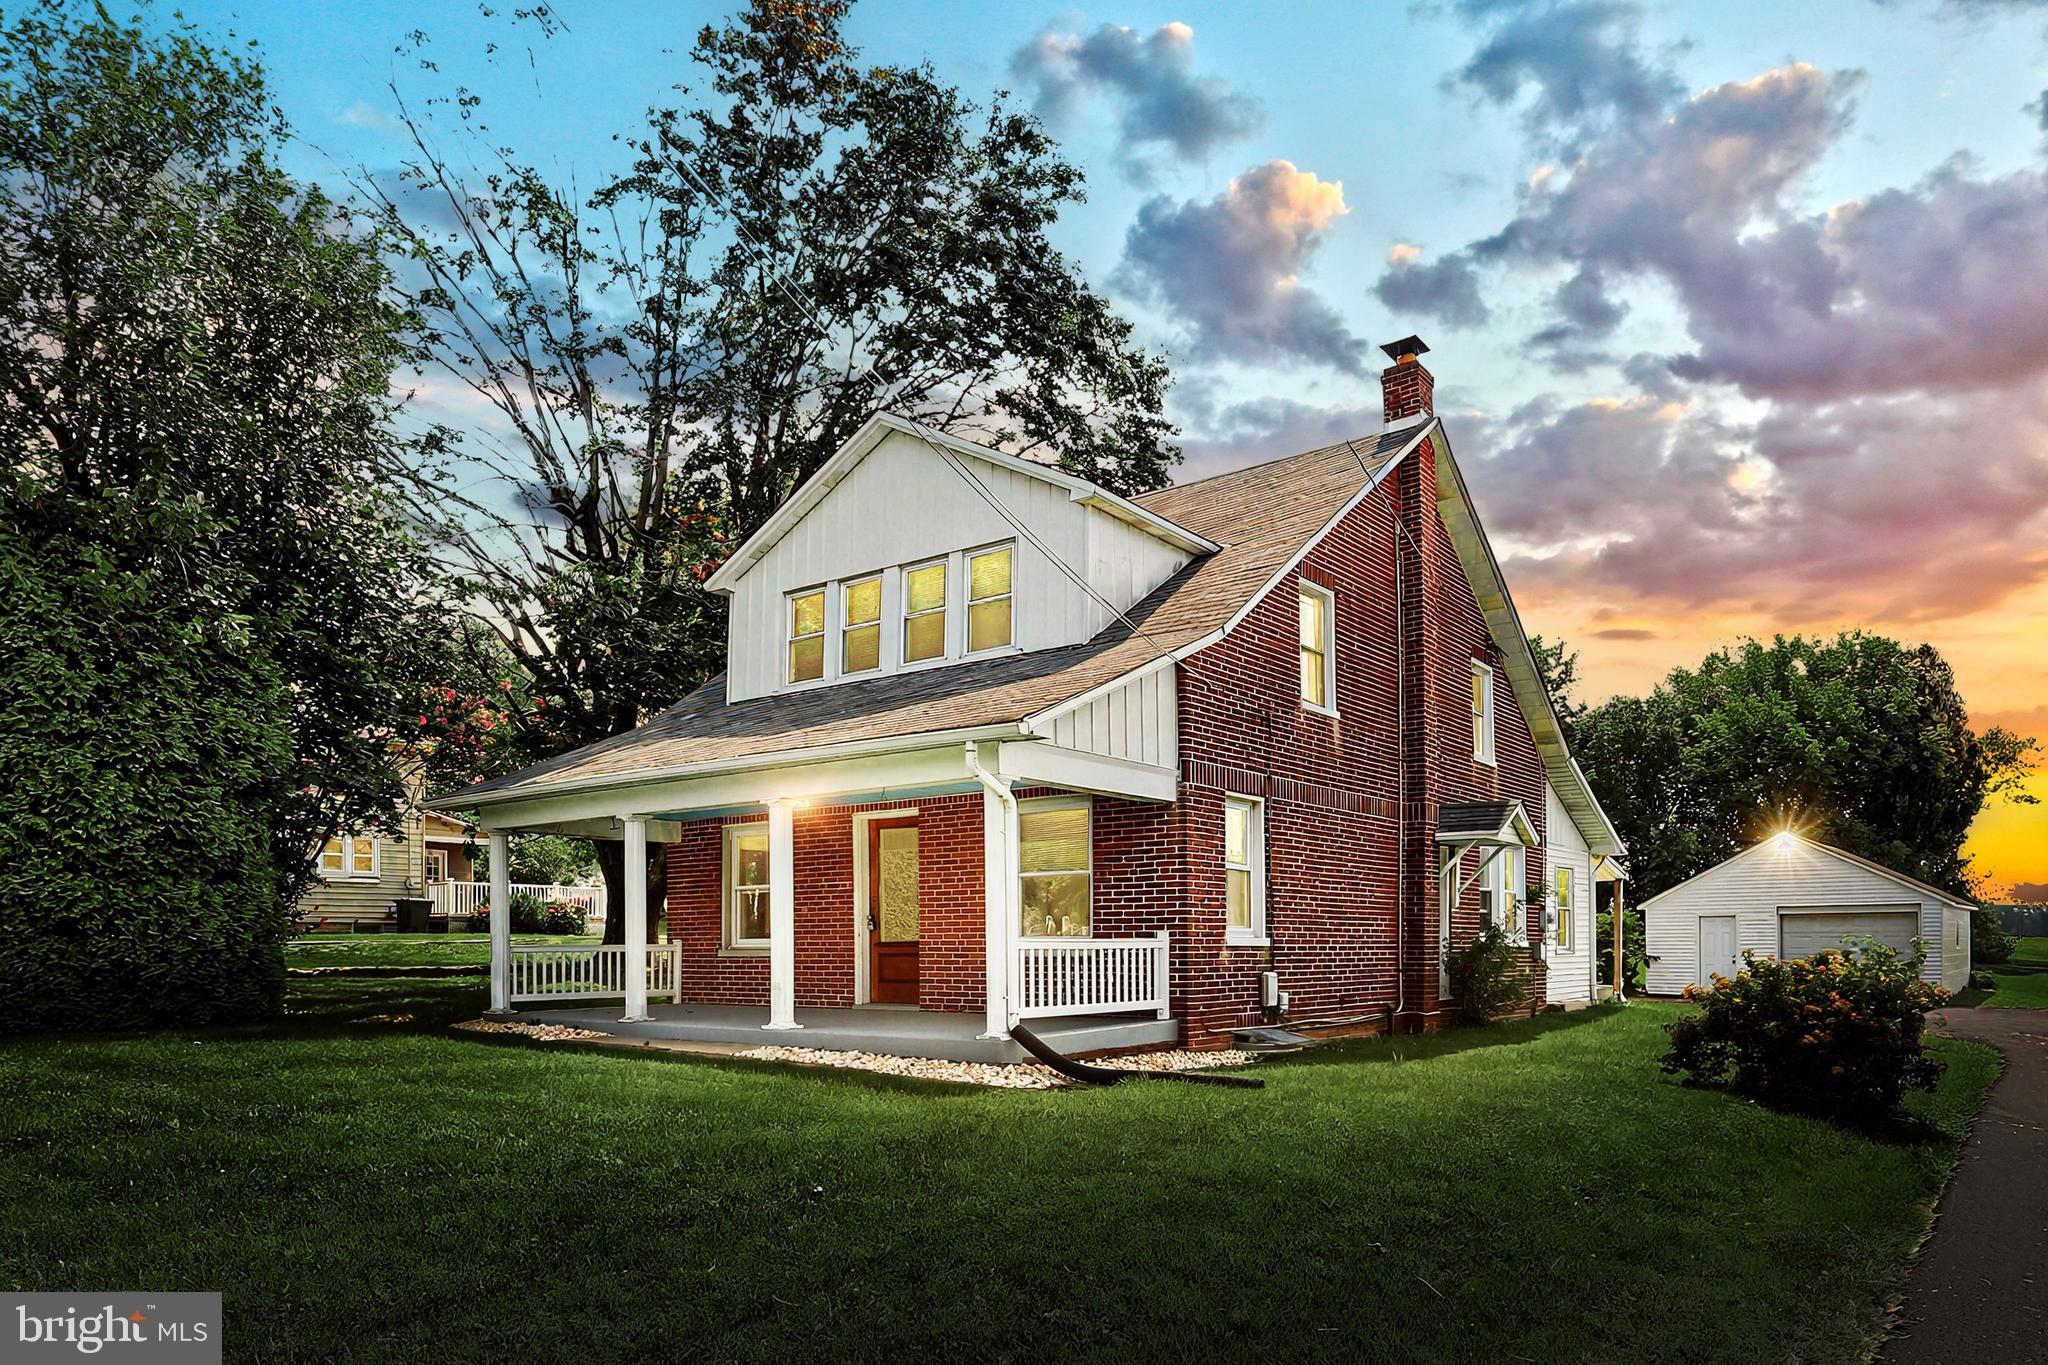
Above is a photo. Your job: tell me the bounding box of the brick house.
[429,338,1626,1061]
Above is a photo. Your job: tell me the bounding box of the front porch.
[508,1001,1179,1064]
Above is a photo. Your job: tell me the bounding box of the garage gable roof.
[1636,833,1975,913]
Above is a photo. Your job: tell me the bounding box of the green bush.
[1970,907,2014,965]
[1967,970,1995,992]
[1597,904,1648,991]
[1444,922,1529,1025]
[0,514,292,1031]
[541,902,587,935]
[1662,940,1947,1124]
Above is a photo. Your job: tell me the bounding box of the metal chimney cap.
[1380,335,1430,362]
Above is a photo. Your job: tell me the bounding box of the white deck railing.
[430,881,608,920]
[1012,932,1171,1020]
[509,942,682,1004]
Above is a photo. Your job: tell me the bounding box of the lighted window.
[966,545,1013,653]
[725,825,771,949]
[788,589,826,683]
[1472,660,1495,763]
[1555,866,1573,949]
[903,560,947,663]
[1019,800,1091,937]
[1225,796,1266,942]
[1299,582,1335,711]
[318,834,377,879]
[841,575,882,674]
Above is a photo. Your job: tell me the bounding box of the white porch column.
[486,830,512,1014]
[763,798,802,1030]
[980,779,1017,1037]
[620,816,651,1022]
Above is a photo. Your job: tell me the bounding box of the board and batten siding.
[1642,839,1961,995]
[723,431,1192,702]
[1039,664,1177,770]
[1544,783,1594,1003]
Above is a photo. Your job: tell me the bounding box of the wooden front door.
[868,818,921,1005]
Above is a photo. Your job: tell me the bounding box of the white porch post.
[486,830,512,1014]
[620,816,651,1022]
[763,797,802,1030]
[980,779,1017,1036]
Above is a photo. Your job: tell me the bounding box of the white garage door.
[1778,908,1920,959]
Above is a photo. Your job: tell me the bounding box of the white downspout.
[966,742,1017,1038]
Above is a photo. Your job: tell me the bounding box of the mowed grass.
[0,982,1996,1365]
[284,932,596,970]
[1981,935,2048,1009]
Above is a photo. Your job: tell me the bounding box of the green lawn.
[1978,935,2048,1009]
[284,932,597,970]
[0,983,1996,1364]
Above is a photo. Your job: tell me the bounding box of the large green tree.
[379,0,1179,936]
[1573,633,2038,899]
[0,3,446,1025]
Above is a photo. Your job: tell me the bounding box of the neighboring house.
[296,793,480,930]
[428,336,1626,1055]
[1641,832,1973,996]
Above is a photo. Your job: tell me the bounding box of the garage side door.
[1778,908,1920,959]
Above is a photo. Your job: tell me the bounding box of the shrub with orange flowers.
[1661,938,1949,1124]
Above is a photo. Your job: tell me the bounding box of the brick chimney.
[1380,335,1434,424]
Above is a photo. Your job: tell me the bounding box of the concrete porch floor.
[507,1002,1180,1063]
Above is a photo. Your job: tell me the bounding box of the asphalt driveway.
[1882,1007,2048,1364]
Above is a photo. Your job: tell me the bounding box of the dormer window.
[967,546,1013,653]
[903,560,947,663]
[842,575,882,674]
[788,588,826,683]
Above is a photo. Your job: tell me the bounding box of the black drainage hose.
[1009,1023,1265,1090]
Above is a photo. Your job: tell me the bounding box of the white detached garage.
[1642,832,1973,996]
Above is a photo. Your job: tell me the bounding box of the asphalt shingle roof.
[438,427,1419,806]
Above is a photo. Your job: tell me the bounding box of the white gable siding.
[1642,840,1954,995]
[724,430,1190,702]
[1041,665,1177,769]
[1544,784,1594,1003]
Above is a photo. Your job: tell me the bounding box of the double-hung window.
[1554,865,1573,949]
[1224,796,1266,942]
[1479,850,1517,938]
[1298,582,1336,711]
[902,560,947,663]
[788,588,827,683]
[1471,660,1496,763]
[724,825,771,950]
[318,834,377,880]
[841,575,882,675]
[966,546,1013,653]
[1019,799,1091,937]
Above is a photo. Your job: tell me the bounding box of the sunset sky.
[186,0,2048,896]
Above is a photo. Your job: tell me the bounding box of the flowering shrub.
[1662,939,1948,1123]
[1445,922,1529,1025]
[465,899,586,935]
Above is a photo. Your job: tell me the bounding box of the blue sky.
[179,0,2048,891]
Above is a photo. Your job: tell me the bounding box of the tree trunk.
[596,836,662,946]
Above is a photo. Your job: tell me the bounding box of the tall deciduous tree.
[0,2,446,1025]
[1574,633,2038,899]
[378,0,1179,937]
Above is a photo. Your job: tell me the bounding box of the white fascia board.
[426,721,1026,815]
[703,412,1214,596]
[993,739,1178,803]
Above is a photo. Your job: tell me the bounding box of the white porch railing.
[509,942,682,1004]
[1012,932,1171,1020]
[430,881,608,920]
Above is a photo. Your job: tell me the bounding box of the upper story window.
[903,559,948,664]
[842,576,882,675]
[967,546,1013,653]
[1224,795,1267,944]
[1298,581,1336,713]
[1471,659,1496,764]
[788,588,826,684]
[318,834,377,880]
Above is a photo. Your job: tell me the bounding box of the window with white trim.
[966,545,1013,653]
[1471,659,1496,763]
[318,834,378,880]
[1224,795,1266,942]
[1554,865,1573,949]
[788,588,826,683]
[1019,798,1091,937]
[902,559,947,664]
[1478,848,1518,938]
[1299,581,1336,711]
[841,575,882,675]
[724,824,772,950]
